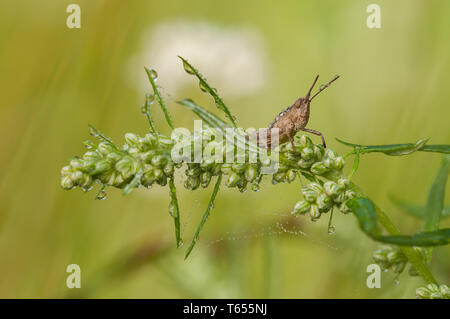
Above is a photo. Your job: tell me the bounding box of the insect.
[250,74,340,153]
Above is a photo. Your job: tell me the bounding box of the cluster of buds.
[281,135,345,176]
[60,132,175,193]
[372,245,426,276]
[291,178,356,221]
[416,284,450,299]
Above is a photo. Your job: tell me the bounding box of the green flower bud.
[301,147,314,161]
[313,145,325,160]
[317,193,333,211]
[201,171,212,188]
[61,165,72,176]
[97,142,115,155]
[220,163,232,174]
[153,169,164,180]
[70,171,84,182]
[61,176,74,189]
[303,190,317,203]
[323,181,341,197]
[226,172,241,187]
[304,182,323,194]
[310,162,329,175]
[324,149,337,160]
[163,162,174,176]
[151,155,168,168]
[232,163,246,173]
[80,174,93,190]
[83,151,101,161]
[140,150,156,163]
[292,200,310,215]
[186,167,200,177]
[299,135,312,148]
[338,201,352,214]
[273,172,286,183]
[297,158,315,169]
[70,158,84,170]
[184,176,200,190]
[416,287,431,299]
[333,156,345,170]
[124,133,139,147]
[287,170,296,183]
[322,158,332,168]
[212,163,222,176]
[244,166,257,182]
[116,157,138,178]
[94,159,112,174]
[141,171,156,188]
[309,204,321,221]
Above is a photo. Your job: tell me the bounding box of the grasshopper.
[250,74,340,153]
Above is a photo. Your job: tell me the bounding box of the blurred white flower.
[127,20,268,99]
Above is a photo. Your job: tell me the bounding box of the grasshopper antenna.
[309,75,340,102]
[305,75,319,100]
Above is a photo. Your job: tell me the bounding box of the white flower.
[127,20,268,98]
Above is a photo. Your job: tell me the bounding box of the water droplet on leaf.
[182,60,195,75]
[328,225,335,234]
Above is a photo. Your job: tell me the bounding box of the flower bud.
[97,142,115,155]
[273,172,286,183]
[151,155,168,168]
[244,166,257,182]
[297,158,315,169]
[201,171,212,188]
[333,156,345,170]
[163,162,174,176]
[324,149,337,160]
[303,190,317,203]
[317,193,333,211]
[287,170,296,183]
[220,163,232,174]
[141,171,156,188]
[70,158,84,170]
[70,171,84,182]
[226,172,241,187]
[299,135,312,148]
[184,176,200,190]
[292,200,310,215]
[310,162,328,175]
[232,163,246,173]
[61,165,72,176]
[313,145,325,160]
[301,147,314,161]
[61,176,74,189]
[124,133,139,147]
[309,204,321,221]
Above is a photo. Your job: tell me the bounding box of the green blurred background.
[0,0,449,298]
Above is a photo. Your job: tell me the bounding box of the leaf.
[178,99,265,156]
[185,175,222,259]
[145,67,174,129]
[336,138,449,155]
[178,56,237,128]
[389,195,450,219]
[88,124,115,146]
[424,155,450,260]
[169,177,182,248]
[347,197,450,247]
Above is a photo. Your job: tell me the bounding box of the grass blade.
[145,67,174,129]
[142,93,158,133]
[336,138,450,155]
[424,155,450,260]
[168,177,182,248]
[185,175,222,259]
[178,56,237,128]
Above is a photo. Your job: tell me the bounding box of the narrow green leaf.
[348,197,450,247]
[145,67,174,129]
[178,99,264,156]
[178,56,237,128]
[389,194,450,219]
[185,175,222,259]
[142,93,158,133]
[424,155,450,260]
[169,177,182,248]
[336,138,450,155]
[88,124,115,146]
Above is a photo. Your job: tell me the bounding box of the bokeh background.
[0,0,449,298]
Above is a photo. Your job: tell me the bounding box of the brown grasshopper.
[250,74,340,153]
